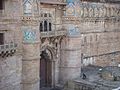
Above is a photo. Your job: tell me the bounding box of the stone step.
[40,87,62,90]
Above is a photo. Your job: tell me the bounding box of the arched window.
[44,21,47,31]
[44,13,47,17]
[40,13,52,32]
[49,23,52,31]
[40,22,43,32]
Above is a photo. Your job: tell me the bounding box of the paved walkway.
[40,87,62,90]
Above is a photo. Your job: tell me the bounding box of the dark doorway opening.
[40,50,52,88]
[0,33,4,45]
[0,0,4,10]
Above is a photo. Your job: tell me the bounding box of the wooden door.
[46,61,52,87]
[40,59,52,87]
[40,58,47,88]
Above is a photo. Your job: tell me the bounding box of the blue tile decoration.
[23,27,37,43]
[67,25,80,37]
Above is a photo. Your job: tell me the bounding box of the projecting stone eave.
[40,0,67,5]
[81,0,120,4]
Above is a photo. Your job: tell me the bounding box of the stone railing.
[0,43,17,58]
[40,30,67,38]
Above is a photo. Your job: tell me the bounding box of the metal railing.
[40,30,67,37]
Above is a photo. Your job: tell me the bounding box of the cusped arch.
[40,45,56,61]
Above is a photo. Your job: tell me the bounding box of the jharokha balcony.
[40,29,67,38]
[0,43,17,58]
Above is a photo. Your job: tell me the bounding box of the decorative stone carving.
[64,1,120,22]
[66,3,75,16]
[67,25,80,37]
[83,7,88,17]
[79,6,84,17]
[23,0,33,15]
[103,7,107,17]
[88,6,94,18]
[111,7,114,17]
[94,7,99,17]
[99,7,104,17]
[116,8,120,17]
[75,3,81,16]
[0,43,17,58]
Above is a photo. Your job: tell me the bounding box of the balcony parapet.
[40,29,67,38]
[0,43,17,58]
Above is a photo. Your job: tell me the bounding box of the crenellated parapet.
[64,1,120,22]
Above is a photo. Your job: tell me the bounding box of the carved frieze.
[65,1,120,21]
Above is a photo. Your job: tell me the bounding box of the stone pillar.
[21,0,40,89]
[59,26,81,84]
[21,26,40,90]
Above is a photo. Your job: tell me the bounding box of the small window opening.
[0,33,4,45]
[40,22,43,32]
[44,21,47,31]
[49,23,51,31]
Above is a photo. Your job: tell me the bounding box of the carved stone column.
[21,0,40,89]
[21,25,40,90]
[21,24,40,90]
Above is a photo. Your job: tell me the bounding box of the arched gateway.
[40,46,56,88]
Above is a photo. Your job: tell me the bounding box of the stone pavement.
[40,87,51,90]
[40,87,62,90]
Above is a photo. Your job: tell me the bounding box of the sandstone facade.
[0,0,120,90]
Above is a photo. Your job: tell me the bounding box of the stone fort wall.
[80,19,120,67]
[63,1,120,67]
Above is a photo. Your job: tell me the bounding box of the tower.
[59,0,81,84]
